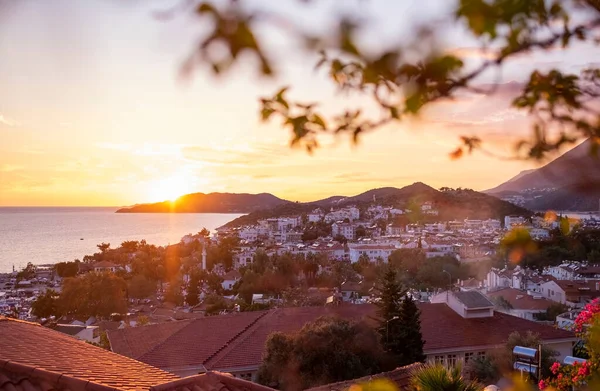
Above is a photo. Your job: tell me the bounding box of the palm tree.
[410,364,483,391]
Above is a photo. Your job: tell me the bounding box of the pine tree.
[375,266,406,357]
[185,272,200,307]
[397,295,426,365]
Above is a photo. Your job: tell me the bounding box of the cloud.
[0,164,25,172]
[181,143,289,167]
[0,114,20,127]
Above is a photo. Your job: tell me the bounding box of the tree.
[397,295,426,365]
[54,261,79,278]
[411,364,482,391]
[198,227,210,238]
[164,280,184,306]
[31,289,60,319]
[186,272,201,306]
[257,316,388,390]
[184,1,600,162]
[375,267,406,359]
[127,275,156,299]
[97,243,110,253]
[355,225,367,239]
[60,272,127,319]
[16,262,36,281]
[535,302,569,321]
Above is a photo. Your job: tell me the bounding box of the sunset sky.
[0,0,597,206]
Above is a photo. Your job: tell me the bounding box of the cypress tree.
[397,295,426,365]
[376,266,426,366]
[375,266,405,358]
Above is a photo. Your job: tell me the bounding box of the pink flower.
[538,380,547,390]
[551,361,561,374]
[578,365,589,377]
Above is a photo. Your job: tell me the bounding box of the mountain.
[524,183,600,212]
[116,192,289,213]
[486,139,600,194]
[222,183,530,228]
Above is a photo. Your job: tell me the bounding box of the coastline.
[0,210,243,273]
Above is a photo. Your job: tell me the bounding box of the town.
[2,199,600,389]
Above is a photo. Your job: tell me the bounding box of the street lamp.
[386,316,399,343]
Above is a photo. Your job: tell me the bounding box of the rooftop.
[111,304,575,372]
[487,288,552,311]
[453,291,495,309]
[0,317,178,391]
[0,317,276,391]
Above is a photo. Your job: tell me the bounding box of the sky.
[0,0,597,206]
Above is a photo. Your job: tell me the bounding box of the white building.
[221,270,242,291]
[54,324,101,344]
[547,264,580,281]
[348,243,396,263]
[307,209,324,223]
[426,244,455,259]
[486,268,512,290]
[504,215,526,229]
[332,222,355,240]
[238,227,259,242]
[324,207,360,223]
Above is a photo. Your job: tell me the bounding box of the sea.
[0,207,242,273]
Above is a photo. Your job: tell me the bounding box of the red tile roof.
[109,311,268,371]
[110,303,575,373]
[108,320,192,358]
[420,303,574,352]
[487,288,552,310]
[0,317,277,391]
[0,317,179,391]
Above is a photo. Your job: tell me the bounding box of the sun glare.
[148,174,192,202]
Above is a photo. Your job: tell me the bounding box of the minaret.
[202,246,207,271]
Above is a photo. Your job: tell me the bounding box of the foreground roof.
[0,317,179,391]
[0,317,275,391]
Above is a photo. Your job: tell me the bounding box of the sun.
[148,173,192,202]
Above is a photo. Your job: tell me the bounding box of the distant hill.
[524,183,600,212]
[116,192,289,213]
[222,183,530,228]
[486,139,600,194]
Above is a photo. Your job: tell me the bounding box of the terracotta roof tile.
[108,321,192,358]
[108,303,574,374]
[150,372,274,391]
[487,288,552,310]
[0,317,179,391]
[109,312,268,371]
[419,303,574,351]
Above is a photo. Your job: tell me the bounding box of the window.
[477,351,486,358]
[464,352,474,363]
[446,354,457,367]
[434,356,445,365]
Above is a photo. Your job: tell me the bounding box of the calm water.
[0,207,242,273]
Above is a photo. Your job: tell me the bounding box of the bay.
[0,207,242,273]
